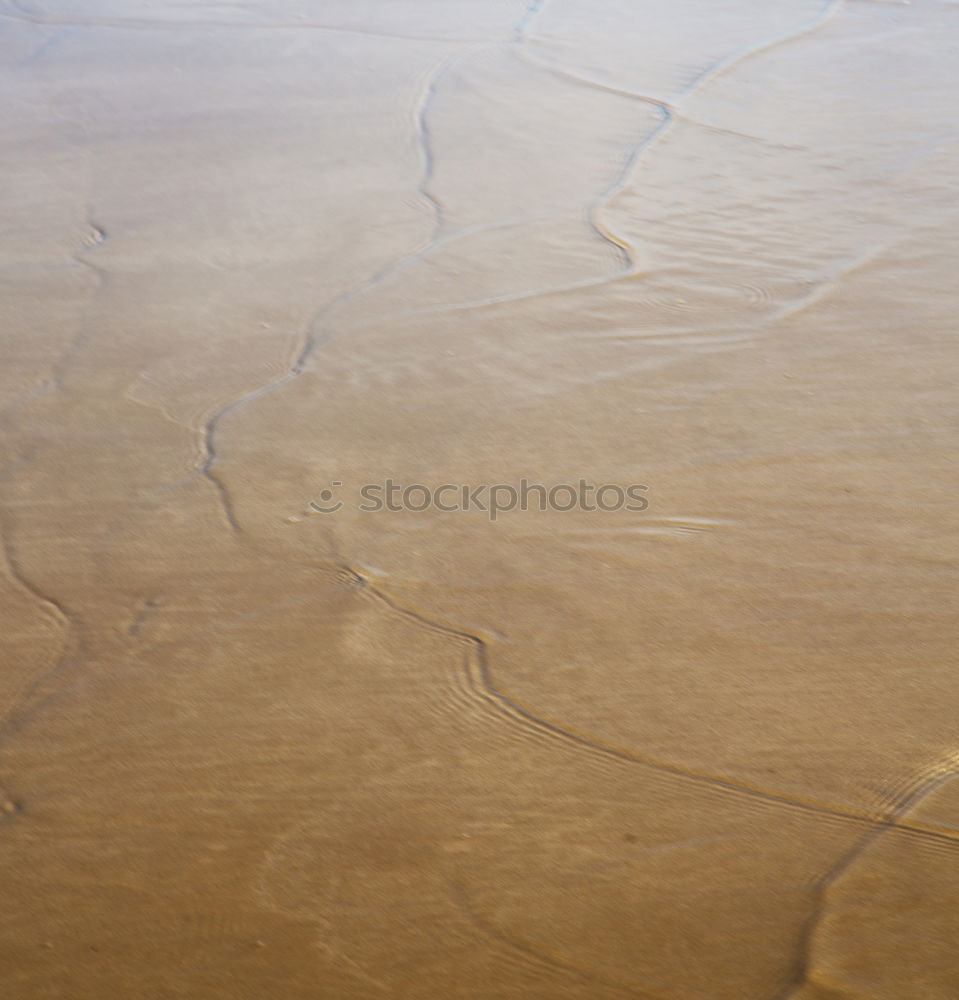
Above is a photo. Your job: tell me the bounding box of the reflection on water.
[1,1,958,997]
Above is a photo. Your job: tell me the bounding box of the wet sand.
[2,1,959,997]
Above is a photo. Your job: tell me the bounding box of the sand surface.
[2,1,958,997]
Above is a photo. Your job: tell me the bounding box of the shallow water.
[1,1,958,997]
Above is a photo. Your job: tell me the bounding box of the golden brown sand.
[1,1,958,997]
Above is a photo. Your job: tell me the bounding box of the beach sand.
[1,1,958,997]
